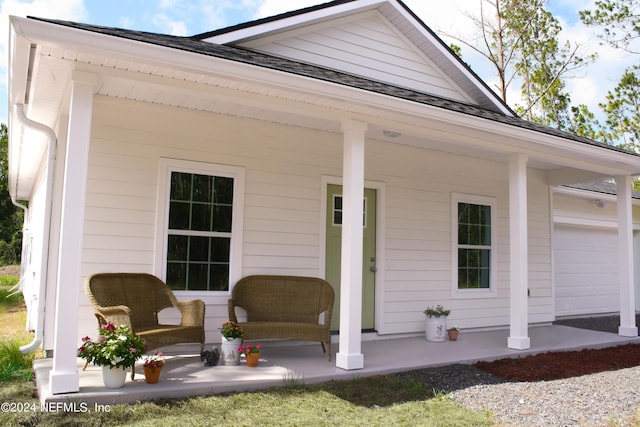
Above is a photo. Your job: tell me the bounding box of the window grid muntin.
[332,195,367,227]
[456,200,493,290]
[166,171,234,292]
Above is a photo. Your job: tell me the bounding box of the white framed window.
[452,193,496,296]
[156,159,244,294]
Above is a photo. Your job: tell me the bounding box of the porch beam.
[336,119,367,371]
[508,153,531,350]
[49,70,98,394]
[616,175,638,336]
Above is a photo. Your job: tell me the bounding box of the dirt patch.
[475,343,640,381]
[0,265,20,277]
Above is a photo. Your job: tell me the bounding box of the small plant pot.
[245,353,260,367]
[448,329,459,341]
[144,366,162,384]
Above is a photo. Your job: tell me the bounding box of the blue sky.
[1,0,636,125]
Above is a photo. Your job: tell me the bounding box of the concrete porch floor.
[34,325,640,406]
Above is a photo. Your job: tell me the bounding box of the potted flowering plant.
[447,326,460,341]
[219,321,243,339]
[423,305,451,318]
[78,323,145,388]
[239,343,262,367]
[78,323,145,369]
[219,321,243,365]
[238,343,261,355]
[423,305,450,342]
[142,351,165,384]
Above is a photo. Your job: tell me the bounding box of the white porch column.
[616,175,638,336]
[507,153,530,350]
[336,119,367,370]
[49,71,98,394]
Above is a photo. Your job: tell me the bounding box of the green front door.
[325,184,377,331]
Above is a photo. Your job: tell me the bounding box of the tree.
[599,65,640,151]
[0,124,23,264]
[579,0,640,53]
[580,1,640,151]
[442,0,595,130]
[566,104,607,141]
[509,3,595,129]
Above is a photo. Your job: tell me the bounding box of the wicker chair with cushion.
[228,275,334,360]
[84,273,206,353]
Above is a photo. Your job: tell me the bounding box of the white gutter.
[13,103,56,354]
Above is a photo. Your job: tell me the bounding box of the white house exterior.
[8,0,640,395]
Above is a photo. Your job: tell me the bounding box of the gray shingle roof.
[29,16,639,159]
[566,182,640,198]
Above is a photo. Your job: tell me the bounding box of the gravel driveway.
[394,317,640,425]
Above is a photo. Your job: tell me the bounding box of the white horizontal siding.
[74,96,554,343]
[78,97,342,342]
[365,139,552,333]
[241,11,470,103]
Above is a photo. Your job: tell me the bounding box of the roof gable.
[197,0,513,115]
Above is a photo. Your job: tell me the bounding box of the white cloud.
[252,0,320,19]
[151,13,187,36]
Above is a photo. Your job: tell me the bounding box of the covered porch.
[34,324,640,406]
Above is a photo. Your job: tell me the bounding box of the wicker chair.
[84,273,206,366]
[228,275,334,360]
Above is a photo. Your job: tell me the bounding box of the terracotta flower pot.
[448,329,459,341]
[245,353,260,367]
[143,365,162,384]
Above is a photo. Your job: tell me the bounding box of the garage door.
[554,224,618,316]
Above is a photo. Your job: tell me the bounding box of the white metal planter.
[425,316,447,342]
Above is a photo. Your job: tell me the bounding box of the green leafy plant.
[78,323,145,369]
[143,351,165,373]
[220,321,243,339]
[424,305,450,318]
[238,343,261,355]
[0,340,35,381]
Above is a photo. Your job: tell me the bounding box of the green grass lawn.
[0,274,497,426]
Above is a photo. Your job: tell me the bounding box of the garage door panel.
[554,225,618,316]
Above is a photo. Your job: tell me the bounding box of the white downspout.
[13,103,56,354]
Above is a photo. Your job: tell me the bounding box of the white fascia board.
[552,185,640,205]
[552,185,618,202]
[202,0,385,44]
